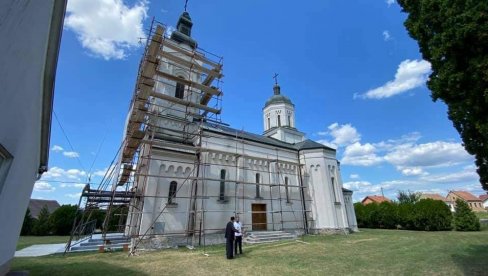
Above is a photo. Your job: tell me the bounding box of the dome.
[263,84,294,108]
[264,94,294,108]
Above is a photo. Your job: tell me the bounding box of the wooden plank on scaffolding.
[150,91,221,114]
[162,38,221,68]
[159,49,223,79]
[155,70,221,96]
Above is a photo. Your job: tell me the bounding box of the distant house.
[446,191,485,212]
[28,199,60,219]
[361,195,391,205]
[479,194,488,210]
[420,193,455,212]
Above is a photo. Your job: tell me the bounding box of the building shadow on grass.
[451,244,488,275]
[12,260,146,276]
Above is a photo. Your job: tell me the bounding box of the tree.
[397,0,488,190]
[50,205,79,235]
[21,208,35,235]
[32,205,52,236]
[453,199,480,231]
[397,190,421,204]
[413,199,452,231]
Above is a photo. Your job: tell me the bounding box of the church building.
[123,12,357,247]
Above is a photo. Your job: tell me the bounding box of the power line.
[53,111,87,178]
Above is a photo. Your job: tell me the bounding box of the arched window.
[285,176,290,203]
[288,115,291,126]
[277,115,281,127]
[255,173,261,198]
[175,79,185,99]
[219,169,226,201]
[267,117,271,129]
[168,181,177,204]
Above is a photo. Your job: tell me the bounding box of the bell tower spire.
[262,75,305,144]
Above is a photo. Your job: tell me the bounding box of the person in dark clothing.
[224,216,237,259]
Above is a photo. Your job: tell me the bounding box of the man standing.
[234,217,243,256]
[224,216,237,259]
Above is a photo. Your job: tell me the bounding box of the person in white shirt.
[233,217,243,255]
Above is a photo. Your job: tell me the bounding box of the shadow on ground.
[451,244,488,275]
[11,259,145,276]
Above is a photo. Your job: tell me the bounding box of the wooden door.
[251,204,267,231]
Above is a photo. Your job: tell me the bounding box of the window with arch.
[267,117,271,129]
[255,173,261,198]
[175,78,185,99]
[168,181,177,204]
[278,115,281,127]
[219,169,226,201]
[287,115,291,126]
[285,176,290,203]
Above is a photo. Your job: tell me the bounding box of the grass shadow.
[11,259,146,276]
[451,244,488,275]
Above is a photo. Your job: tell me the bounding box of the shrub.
[21,208,35,235]
[412,199,452,231]
[50,205,79,235]
[32,205,52,236]
[376,202,398,229]
[397,203,415,230]
[354,203,367,228]
[454,199,480,231]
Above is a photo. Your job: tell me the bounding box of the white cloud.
[401,167,428,176]
[42,167,86,181]
[34,181,56,192]
[419,169,478,184]
[384,141,473,169]
[341,142,382,166]
[65,0,148,60]
[51,145,64,152]
[386,0,395,7]
[355,59,431,99]
[318,123,360,148]
[66,193,82,199]
[60,183,86,189]
[63,151,80,158]
[382,30,391,41]
[350,174,360,179]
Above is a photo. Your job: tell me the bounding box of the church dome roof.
[264,94,293,108]
[264,84,294,108]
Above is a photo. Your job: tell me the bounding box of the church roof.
[202,122,335,151]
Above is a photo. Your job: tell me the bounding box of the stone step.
[70,243,129,252]
[244,231,297,244]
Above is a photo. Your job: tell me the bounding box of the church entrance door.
[251,204,267,231]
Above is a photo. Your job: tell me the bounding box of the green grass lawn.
[12,229,488,275]
[475,211,488,219]
[16,236,69,250]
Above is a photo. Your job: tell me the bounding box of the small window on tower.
[267,117,271,129]
[219,169,226,201]
[175,80,185,99]
[288,115,291,126]
[168,181,177,204]
[278,115,281,127]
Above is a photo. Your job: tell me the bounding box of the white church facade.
[124,12,357,246]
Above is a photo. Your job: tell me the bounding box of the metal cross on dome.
[184,0,189,11]
[273,73,279,85]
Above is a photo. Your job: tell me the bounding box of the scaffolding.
[67,18,315,255]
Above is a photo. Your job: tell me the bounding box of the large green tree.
[397,0,488,190]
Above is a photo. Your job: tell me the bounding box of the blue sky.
[32,0,485,204]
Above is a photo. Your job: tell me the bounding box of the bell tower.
[262,76,304,144]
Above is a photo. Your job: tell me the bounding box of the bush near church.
[354,199,452,231]
[454,199,481,231]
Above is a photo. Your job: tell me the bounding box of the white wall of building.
[0,1,65,273]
